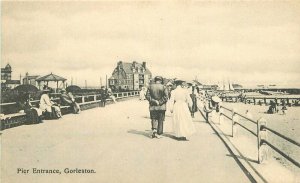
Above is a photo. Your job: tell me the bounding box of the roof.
[5,80,21,84]
[109,76,116,80]
[36,73,67,81]
[24,75,40,80]
[120,62,152,75]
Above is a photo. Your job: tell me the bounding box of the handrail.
[221,113,232,120]
[262,140,300,168]
[262,126,300,147]
[235,122,257,137]
[235,113,257,125]
[220,106,232,112]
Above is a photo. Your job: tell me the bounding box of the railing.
[201,104,300,168]
[0,91,140,113]
[220,95,300,106]
[0,91,140,130]
[243,97,300,106]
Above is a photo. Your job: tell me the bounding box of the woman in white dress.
[39,89,62,119]
[169,80,196,140]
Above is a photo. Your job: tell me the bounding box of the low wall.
[1,91,140,131]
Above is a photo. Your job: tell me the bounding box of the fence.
[220,96,300,106]
[0,91,140,130]
[243,97,300,106]
[201,105,300,168]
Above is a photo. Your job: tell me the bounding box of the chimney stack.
[142,62,146,69]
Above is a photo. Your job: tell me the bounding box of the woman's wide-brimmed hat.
[212,96,222,103]
[174,80,185,86]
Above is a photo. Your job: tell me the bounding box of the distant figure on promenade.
[39,87,62,119]
[60,89,80,114]
[188,83,198,118]
[145,76,169,139]
[165,82,174,114]
[282,102,287,115]
[107,88,117,103]
[100,86,108,107]
[169,80,196,141]
[139,87,146,100]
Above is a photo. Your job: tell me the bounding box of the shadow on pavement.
[226,154,258,164]
[127,129,151,138]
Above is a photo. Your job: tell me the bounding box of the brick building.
[108,61,152,91]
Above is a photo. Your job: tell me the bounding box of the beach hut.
[36,73,67,92]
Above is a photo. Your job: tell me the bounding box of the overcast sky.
[2,1,300,87]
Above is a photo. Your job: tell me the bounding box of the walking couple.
[145,76,195,140]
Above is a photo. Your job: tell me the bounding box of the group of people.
[267,99,288,115]
[145,76,204,140]
[17,86,81,124]
[18,85,119,124]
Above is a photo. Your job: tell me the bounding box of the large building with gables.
[108,61,152,91]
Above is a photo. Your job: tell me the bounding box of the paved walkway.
[1,99,249,183]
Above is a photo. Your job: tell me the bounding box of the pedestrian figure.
[282,103,287,115]
[107,88,117,103]
[188,84,198,118]
[39,87,62,119]
[169,80,196,141]
[100,86,108,107]
[145,76,169,139]
[139,87,146,100]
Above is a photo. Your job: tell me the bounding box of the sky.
[2,1,300,88]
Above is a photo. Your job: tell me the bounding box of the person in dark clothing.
[60,89,80,114]
[17,93,43,124]
[145,76,169,139]
[100,86,109,107]
[189,85,198,118]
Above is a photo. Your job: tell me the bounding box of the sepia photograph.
[1,1,300,182]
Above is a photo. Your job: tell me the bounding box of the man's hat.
[154,76,163,82]
[174,80,185,86]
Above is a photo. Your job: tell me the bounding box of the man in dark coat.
[145,76,169,138]
[100,86,109,107]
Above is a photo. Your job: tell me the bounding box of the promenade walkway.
[1,98,250,183]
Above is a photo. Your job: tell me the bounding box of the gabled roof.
[36,73,67,81]
[120,62,152,75]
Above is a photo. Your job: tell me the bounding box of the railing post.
[232,108,238,137]
[253,98,256,105]
[94,95,97,101]
[257,117,268,164]
[82,96,85,103]
[264,98,267,105]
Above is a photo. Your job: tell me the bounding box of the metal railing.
[201,104,300,167]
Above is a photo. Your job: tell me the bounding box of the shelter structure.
[36,73,67,91]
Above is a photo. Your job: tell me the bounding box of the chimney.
[142,62,146,69]
[118,61,123,69]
